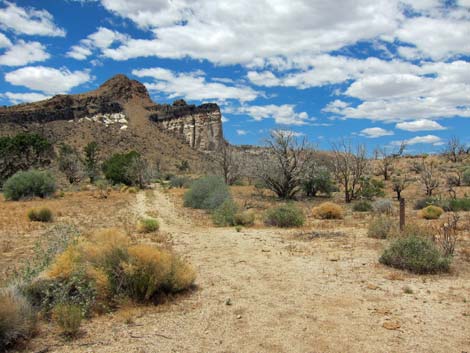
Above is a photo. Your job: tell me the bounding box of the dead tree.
[444,136,465,163]
[391,175,410,200]
[419,159,440,196]
[255,130,308,199]
[375,142,406,181]
[216,143,240,185]
[331,140,368,203]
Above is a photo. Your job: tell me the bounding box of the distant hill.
[0,74,224,172]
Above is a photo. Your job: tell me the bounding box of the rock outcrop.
[0,74,224,151]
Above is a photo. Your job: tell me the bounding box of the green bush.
[367,216,395,239]
[137,218,159,233]
[302,169,336,197]
[379,236,450,274]
[0,287,37,350]
[414,197,442,210]
[52,303,82,338]
[27,208,53,222]
[3,169,56,201]
[169,176,191,188]
[265,204,305,228]
[358,177,385,200]
[212,199,238,226]
[448,198,470,211]
[463,168,470,186]
[0,133,53,186]
[102,151,142,186]
[234,210,255,226]
[372,199,393,214]
[353,200,372,212]
[183,176,230,210]
[420,205,444,220]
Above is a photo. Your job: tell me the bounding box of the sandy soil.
[18,186,470,353]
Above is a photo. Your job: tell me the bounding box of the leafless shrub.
[419,159,439,196]
[331,140,368,203]
[435,213,459,257]
[255,130,309,199]
[215,143,240,185]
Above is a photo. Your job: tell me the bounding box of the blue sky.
[0,0,469,153]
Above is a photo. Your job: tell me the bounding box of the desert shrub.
[0,133,53,186]
[183,176,230,210]
[312,202,343,219]
[137,218,159,233]
[234,210,255,226]
[379,236,450,274]
[0,287,36,350]
[3,169,56,201]
[358,177,385,200]
[169,175,191,188]
[414,197,444,210]
[52,303,82,338]
[302,169,336,197]
[25,229,196,314]
[212,199,238,227]
[372,199,393,215]
[27,208,53,222]
[462,168,470,186]
[102,151,144,186]
[352,200,372,212]
[265,204,305,227]
[367,216,396,239]
[420,205,444,220]
[448,198,470,212]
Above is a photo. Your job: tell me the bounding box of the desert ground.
[1,184,469,353]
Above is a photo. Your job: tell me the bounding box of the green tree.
[0,133,53,185]
[84,142,100,183]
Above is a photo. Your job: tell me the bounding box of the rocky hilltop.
[0,74,224,153]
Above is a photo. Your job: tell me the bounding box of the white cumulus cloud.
[360,127,394,138]
[5,66,91,95]
[236,104,313,126]
[1,91,50,104]
[0,1,65,37]
[395,120,446,132]
[132,67,259,103]
[0,40,49,66]
[393,134,443,146]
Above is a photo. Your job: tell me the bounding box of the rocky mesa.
[0,74,224,155]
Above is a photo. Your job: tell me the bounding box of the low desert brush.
[379,236,451,274]
[26,228,196,315]
[352,200,372,212]
[265,204,305,227]
[420,205,444,220]
[312,202,343,220]
[0,287,36,350]
[137,218,160,233]
[27,208,54,222]
[367,216,396,239]
[52,303,82,338]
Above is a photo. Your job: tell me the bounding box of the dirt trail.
[31,188,470,353]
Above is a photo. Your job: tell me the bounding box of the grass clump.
[448,198,470,212]
[372,199,393,215]
[137,218,159,233]
[212,199,238,227]
[420,205,444,220]
[352,200,372,212]
[463,168,470,186]
[379,236,451,274]
[3,170,56,201]
[234,210,255,226]
[52,303,82,338]
[169,176,191,188]
[184,176,230,210]
[312,202,343,219]
[0,287,36,350]
[367,216,396,239]
[27,208,53,222]
[265,204,305,228]
[24,229,196,315]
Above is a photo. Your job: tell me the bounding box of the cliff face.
[149,101,223,151]
[0,74,224,152]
